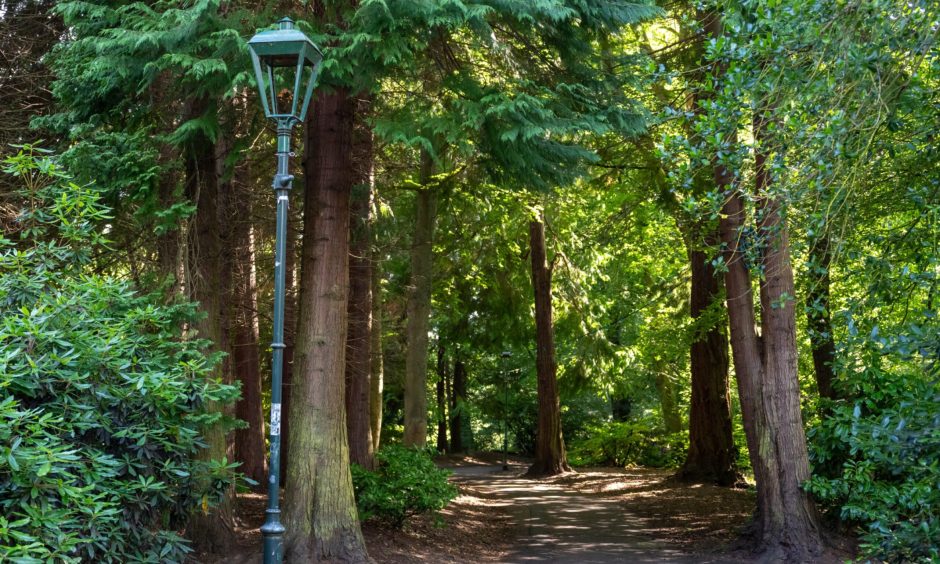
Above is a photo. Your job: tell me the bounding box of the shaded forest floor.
[206,455,850,563]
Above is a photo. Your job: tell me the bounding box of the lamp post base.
[261,509,286,564]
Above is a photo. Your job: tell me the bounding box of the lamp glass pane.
[270,64,298,118]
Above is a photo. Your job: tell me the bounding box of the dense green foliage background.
[1,0,938,561]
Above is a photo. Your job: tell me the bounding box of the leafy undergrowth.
[362,481,515,563]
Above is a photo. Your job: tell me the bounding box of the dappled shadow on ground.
[363,480,515,563]
[451,464,741,563]
[202,480,515,563]
[547,468,756,556]
[203,461,851,563]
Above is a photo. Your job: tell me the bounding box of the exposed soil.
[549,467,757,556]
[200,473,516,563]
[362,481,516,563]
[201,456,851,563]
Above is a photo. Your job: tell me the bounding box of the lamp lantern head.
[247,17,323,124]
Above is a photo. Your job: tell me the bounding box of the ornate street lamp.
[247,17,323,564]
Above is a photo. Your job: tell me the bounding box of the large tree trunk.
[753,133,824,558]
[525,216,571,477]
[403,150,438,447]
[717,112,823,561]
[231,178,266,486]
[370,238,384,454]
[806,233,836,400]
[678,245,737,486]
[283,89,369,562]
[279,205,298,484]
[182,107,236,552]
[345,103,375,470]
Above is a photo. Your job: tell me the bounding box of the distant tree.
[526,213,572,476]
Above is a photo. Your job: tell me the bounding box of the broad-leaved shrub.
[0,147,239,562]
[568,420,688,468]
[807,364,939,563]
[351,445,458,528]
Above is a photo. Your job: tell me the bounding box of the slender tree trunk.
[155,162,182,297]
[345,103,375,469]
[403,150,438,447]
[182,107,236,552]
[436,341,448,453]
[674,7,738,485]
[717,112,823,561]
[370,237,384,454]
[678,245,737,486]
[149,75,183,299]
[753,124,824,557]
[806,233,836,400]
[654,371,682,433]
[449,358,468,453]
[231,181,266,486]
[283,89,369,562]
[526,216,571,477]
[444,353,451,444]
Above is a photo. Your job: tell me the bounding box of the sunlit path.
[451,465,742,564]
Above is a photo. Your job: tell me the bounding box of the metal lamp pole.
[501,351,512,471]
[246,17,323,564]
[259,117,295,563]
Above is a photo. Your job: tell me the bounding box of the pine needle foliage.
[343,0,662,189]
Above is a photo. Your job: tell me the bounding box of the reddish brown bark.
[370,243,384,453]
[678,246,738,486]
[525,217,571,477]
[231,182,266,486]
[675,5,738,488]
[716,111,824,560]
[182,102,236,552]
[283,89,369,562]
[345,103,375,469]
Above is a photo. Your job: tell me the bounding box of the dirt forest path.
[212,459,759,563]
[449,463,747,564]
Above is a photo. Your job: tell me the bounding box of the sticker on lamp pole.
[270,403,281,436]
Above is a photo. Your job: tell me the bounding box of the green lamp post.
[246,17,323,564]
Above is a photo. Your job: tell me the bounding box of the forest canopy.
[1,0,938,562]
